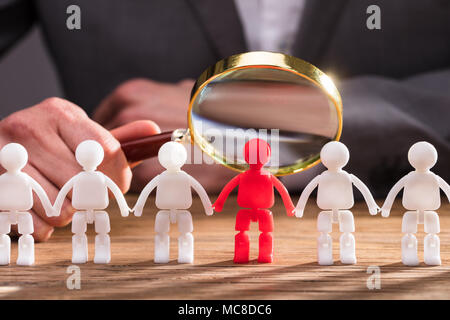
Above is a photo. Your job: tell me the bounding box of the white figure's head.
[158,141,187,171]
[75,140,104,171]
[408,141,437,172]
[320,141,349,171]
[0,143,28,173]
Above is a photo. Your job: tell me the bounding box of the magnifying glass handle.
[121,131,173,163]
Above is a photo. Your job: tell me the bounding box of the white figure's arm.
[105,176,131,217]
[294,175,320,218]
[350,174,379,215]
[53,176,76,217]
[437,176,450,203]
[132,175,160,217]
[28,176,56,217]
[381,175,408,218]
[188,175,213,216]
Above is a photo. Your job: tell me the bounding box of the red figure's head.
[244,138,271,170]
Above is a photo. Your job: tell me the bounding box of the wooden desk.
[1,195,450,300]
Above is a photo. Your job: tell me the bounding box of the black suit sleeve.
[0,0,36,57]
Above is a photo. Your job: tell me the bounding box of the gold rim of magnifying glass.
[187,51,343,176]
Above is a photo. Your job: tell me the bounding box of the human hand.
[93,78,236,192]
[0,98,159,241]
[93,78,193,131]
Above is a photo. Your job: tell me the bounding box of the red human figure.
[213,138,295,263]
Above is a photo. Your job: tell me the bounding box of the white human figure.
[53,140,130,264]
[0,143,54,266]
[381,141,450,266]
[133,142,213,264]
[293,141,379,265]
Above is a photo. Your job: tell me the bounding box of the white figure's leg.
[16,212,34,266]
[154,211,170,263]
[94,211,111,264]
[72,212,88,264]
[401,211,419,266]
[339,210,356,264]
[424,211,441,266]
[317,211,333,265]
[0,212,11,265]
[177,210,194,264]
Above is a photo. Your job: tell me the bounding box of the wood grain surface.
[1,194,449,300]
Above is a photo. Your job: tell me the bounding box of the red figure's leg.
[235,209,252,263]
[257,209,274,263]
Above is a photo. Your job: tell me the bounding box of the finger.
[110,120,161,143]
[24,131,80,190]
[23,163,74,227]
[177,78,195,89]
[111,120,161,168]
[105,103,186,132]
[94,95,124,127]
[31,211,55,242]
[93,79,159,125]
[0,100,82,189]
[103,104,166,130]
[57,114,132,193]
[10,211,54,242]
[58,111,121,154]
[130,157,162,191]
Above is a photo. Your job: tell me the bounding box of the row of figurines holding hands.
[0,138,448,267]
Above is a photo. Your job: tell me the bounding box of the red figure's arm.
[271,175,295,216]
[213,174,241,212]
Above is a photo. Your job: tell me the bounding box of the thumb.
[110,120,161,142]
[110,120,161,168]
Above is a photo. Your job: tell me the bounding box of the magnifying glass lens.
[121,52,342,175]
[190,65,341,175]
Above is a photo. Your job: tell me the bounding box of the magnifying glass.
[121,51,342,175]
